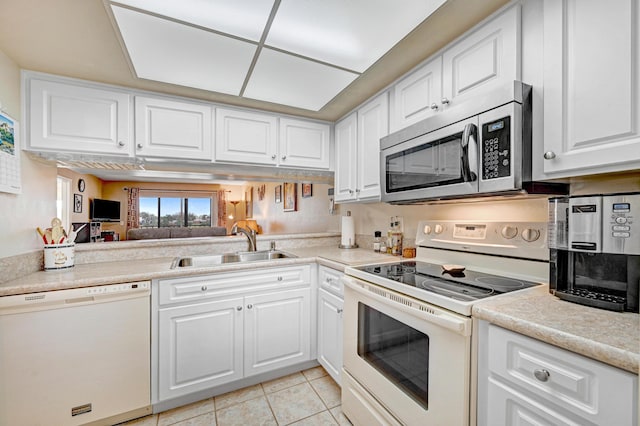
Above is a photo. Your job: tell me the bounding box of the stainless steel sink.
[171,250,296,269]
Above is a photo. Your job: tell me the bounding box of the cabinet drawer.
[488,324,637,425]
[318,266,344,297]
[158,265,312,306]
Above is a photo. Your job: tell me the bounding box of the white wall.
[0,50,57,259]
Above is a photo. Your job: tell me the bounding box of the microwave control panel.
[481,116,511,180]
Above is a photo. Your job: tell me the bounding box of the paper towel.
[341,215,355,247]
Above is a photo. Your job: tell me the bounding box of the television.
[90,198,121,222]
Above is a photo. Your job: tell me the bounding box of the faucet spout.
[231,224,257,252]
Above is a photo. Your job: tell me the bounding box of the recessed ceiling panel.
[111,5,257,95]
[244,48,359,111]
[111,0,274,41]
[266,0,447,72]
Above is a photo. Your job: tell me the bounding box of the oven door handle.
[460,123,478,182]
[343,277,471,337]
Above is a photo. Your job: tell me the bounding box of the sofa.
[126,227,227,240]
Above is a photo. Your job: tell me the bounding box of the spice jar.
[373,231,382,252]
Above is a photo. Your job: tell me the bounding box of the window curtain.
[217,190,227,227]
[126,187,140,231]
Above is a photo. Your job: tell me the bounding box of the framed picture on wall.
[283,182,296,212]
[275,185,282,203]
[73,194,83,213]
[301,183,312,198]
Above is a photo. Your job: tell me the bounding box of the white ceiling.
[108,0,446,111]
[0,0,509,121]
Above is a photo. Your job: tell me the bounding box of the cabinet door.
[317,288,343,385]
[279,118,331,169]
[134,96,212,160]
[28,79,132,156]
[542,0,640,176]
[356,92,388,201]
[334,113,358,202]
[244,288,311,376]
[158,297,243,401]
[391,57,442,132]
[215,108,278,165]
[442,5,520,109]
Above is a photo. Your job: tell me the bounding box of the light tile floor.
[121,367,352,426]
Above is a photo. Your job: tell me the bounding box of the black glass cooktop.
[356,261,541,302]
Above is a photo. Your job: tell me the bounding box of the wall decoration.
[257,184,266,201]
[301,183,313,198]
[77,178,85,192]
[283,182,297,212]
[245,186,253,218]
[73,194,83,213]
[275,185,282,203]
[0,110,21,194]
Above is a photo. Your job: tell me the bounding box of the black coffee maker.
[548,193,640,312]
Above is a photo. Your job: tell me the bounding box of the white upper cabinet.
[134,96,213,160]
[279,118,331,169]
[335,92,389,203]
[441,5,520,108]
[390,4,520,133]
[334,112,358,202]
[541,0,640,177]
[27,78,132,156]
[215,108,278,165]
[391,57,442,132]
[357,92,389,201]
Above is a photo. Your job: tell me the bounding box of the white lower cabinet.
[154,265,313,402]
[477,320,638,426]
[316,266,344,385]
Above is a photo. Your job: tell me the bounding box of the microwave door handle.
[461,123,478,182]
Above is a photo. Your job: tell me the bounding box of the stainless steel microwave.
[380,81,561,203]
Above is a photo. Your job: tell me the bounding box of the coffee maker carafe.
[548,192,640,312]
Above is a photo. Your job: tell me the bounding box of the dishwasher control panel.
[86,281,150,295]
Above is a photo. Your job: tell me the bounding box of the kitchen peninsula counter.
[473,285,640,374]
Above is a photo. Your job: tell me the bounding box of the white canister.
[44,243,75,270]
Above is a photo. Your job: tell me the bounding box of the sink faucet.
[231,224,257,252]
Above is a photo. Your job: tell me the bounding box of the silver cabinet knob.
[118,141,125,147]
[349,189,354,195]
[337,308,344,314]
[430,103,439,110]
[355,189,360,193]
[271,154,276,160]
[277,276,283,281]
[137,143,143,149]
[201,285,208,292]
[441,97,450,105]
[281,155,287,161]
[533,369,550,382]
[237,306,243,311]
[544,151,556,160]
[247,304,253,309]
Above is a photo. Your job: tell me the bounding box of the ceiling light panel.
[110,0,275,41]
[266,0,448,72]
[111,5,256,95]
[244,48,359,111]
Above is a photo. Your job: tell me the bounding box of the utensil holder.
[44,243,75,270]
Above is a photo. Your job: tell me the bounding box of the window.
[139,192,216,228]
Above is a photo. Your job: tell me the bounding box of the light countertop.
[2,245,638,374]
[473,285,640,374]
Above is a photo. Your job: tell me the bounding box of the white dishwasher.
[0,281,152,426]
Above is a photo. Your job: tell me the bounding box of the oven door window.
[386,132,463,193]
[357,302,429,409]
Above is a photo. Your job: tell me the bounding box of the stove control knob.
[423,225,432,235]
[434,224,444,234]
[501,225,518,239]
[522,228,541,242]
